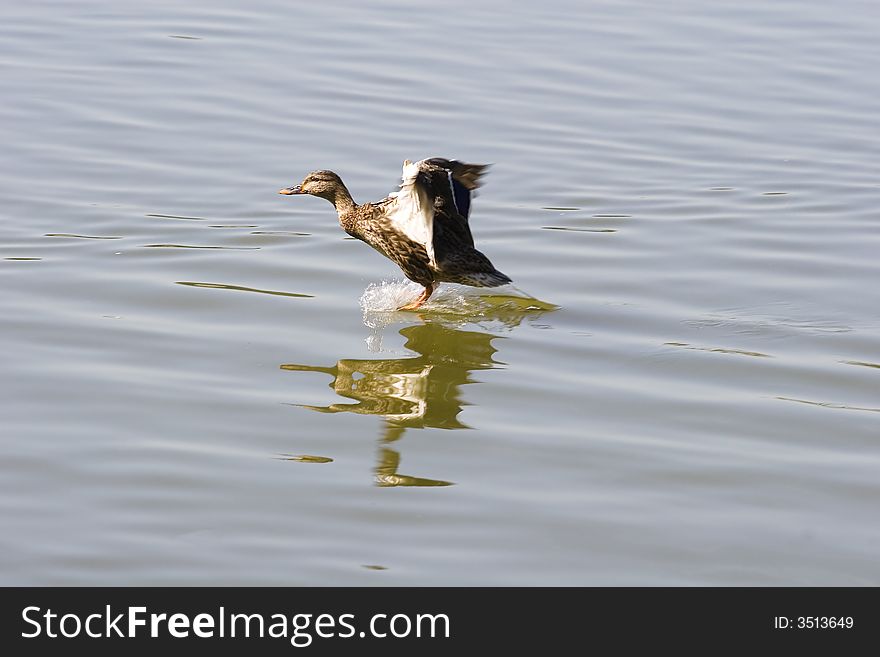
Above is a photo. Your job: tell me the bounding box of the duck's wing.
[384,160,437,265]
[421,157,489,222]
[384,158,489,268]
[418,158,489,255]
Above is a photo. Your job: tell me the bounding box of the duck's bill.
[278,185,303,195]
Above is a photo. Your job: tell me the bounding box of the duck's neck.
[328,184,356,215]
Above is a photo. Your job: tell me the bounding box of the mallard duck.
[279,157,511,310]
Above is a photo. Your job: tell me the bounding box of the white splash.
[359,279,464,314]
[359,279,556,334]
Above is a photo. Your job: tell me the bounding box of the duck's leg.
[398,284,434,311]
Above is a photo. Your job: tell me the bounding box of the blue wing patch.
[448,171,472,219]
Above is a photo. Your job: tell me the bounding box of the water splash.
[359,279,558,336]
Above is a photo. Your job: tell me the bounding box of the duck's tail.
[459,269,512,288]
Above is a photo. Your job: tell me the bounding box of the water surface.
[1,0,879,585]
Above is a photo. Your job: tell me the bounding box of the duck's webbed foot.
[398,284,434,311]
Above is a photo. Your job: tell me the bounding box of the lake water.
[1,0,878,585]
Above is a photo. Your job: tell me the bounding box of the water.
[1,0,878,585]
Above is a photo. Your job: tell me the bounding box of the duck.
[279,157,511,310]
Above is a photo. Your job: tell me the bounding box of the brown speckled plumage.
[280,158,511,309]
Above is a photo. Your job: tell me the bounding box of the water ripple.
[176,281,313,298]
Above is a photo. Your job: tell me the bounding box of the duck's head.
[279,170,346,201]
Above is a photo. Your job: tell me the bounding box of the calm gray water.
[2,0,878,585]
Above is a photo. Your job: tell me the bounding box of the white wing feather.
[385,160,436,267]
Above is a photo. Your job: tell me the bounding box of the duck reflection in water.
[280,321,502,487]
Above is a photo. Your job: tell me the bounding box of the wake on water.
[359,279,558,336]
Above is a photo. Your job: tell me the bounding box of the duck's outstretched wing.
[384,159,437,265]
[421,157,489,222]
[384,158,489,268]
